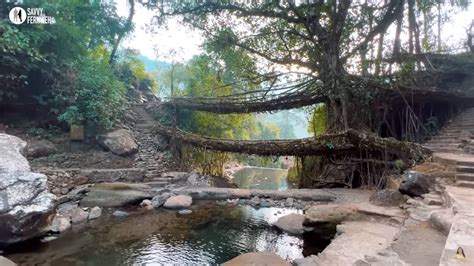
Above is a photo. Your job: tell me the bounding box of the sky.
[117,2,474,63]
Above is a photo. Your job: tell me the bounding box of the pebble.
[40,236,58,242]
[60,188,69,195]
[178,209,193,215]
[88,206,102,220]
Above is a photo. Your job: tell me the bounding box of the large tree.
[147,0,406,132]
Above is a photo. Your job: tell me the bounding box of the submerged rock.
[222,252,290,266]
[112,210,130,217]
[96,129,138,156]
[163,195,193,209]
[369,189,406,206]
[398,171,433,198]
[0,134,56,246]
[273,213,306,235]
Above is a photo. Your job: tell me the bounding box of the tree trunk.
[393,1,404,56]
[109,0,135,65]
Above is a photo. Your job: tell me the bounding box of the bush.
[59,55,126,129]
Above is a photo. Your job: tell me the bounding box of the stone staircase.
[424,107,474,188]
[413,108,474,265]
[130,104,179,187]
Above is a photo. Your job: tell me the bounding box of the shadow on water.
[4,203,336,265]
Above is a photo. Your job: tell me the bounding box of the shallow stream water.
[6,203,331,265]
[232,167,289,190]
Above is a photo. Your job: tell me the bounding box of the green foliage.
[287,164,300,188]
[182,146,230,176]
[394,159,407,174]
[0,20,49,101]
[59,50,126,129]
[115,49,158,94]
[308,104,327,136]
[1,0,133,130]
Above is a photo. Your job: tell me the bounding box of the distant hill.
[138,55,171,72]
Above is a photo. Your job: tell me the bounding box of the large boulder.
[398,171,433,198]
[223,252,290,266]
[25,139,58,158]
[273,213,306,235]
[0,256,16,266]
[369,189,406,206]
[96,129,138,156]
[304,205,360,225]
[0,134,56,246]
[163,195,193,209]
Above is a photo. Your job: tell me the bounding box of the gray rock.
[0,256,16,266]
[96,129,138,156]
[50,215,71,233]
[112,210,129,217]
[186,173,211,187]
[140,199,154,210]
[151,192,171,208]
[163,195,193,209]
[71,207,89,224]
[286,197,295,206]
[274,213,306,235]
[79,168,145,183]
[25,139,58,158]
[41,236,58,242]
[429,209,454,235]
[250,196,261,205]
[178,209,193,215]
[88,206,102,220]
[294,255,319,266]
[57,203,76,220]
[399,171,433,198]
[369,189,406,206]
[260,199,274,207]
[80,183,152,207]
[0,134,56,246]
[304,205,360,225]
[222,252,290,266]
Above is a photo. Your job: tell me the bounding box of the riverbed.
[5,203,332,265]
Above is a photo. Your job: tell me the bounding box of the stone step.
[456,181,474,188]
[425,143,461,149]
[456,173,474,182]
[456,166,474,174]
[428,148,463,153]
[426,139,461,144]
[143,181,169,187]
[439,191,474,265]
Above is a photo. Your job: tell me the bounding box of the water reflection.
[6,203,324,265]
[233,167,289,190]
